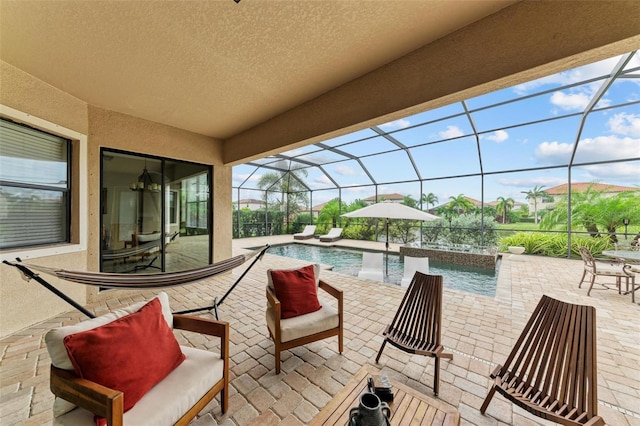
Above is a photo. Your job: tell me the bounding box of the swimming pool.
[263,243,499,297]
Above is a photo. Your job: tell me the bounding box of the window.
[101,150,211,273]
[0,118,71,249]
[184,173,209,234]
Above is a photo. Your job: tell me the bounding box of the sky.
[233,51,640,208]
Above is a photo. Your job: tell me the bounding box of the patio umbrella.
[342,202,440,275]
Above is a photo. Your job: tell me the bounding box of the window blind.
[0,118,70,249]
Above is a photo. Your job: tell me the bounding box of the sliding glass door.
[100,150,211,273]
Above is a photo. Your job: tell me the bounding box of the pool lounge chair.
[357,252,384,281]
[319,228,342,242]
[400,256,429,287]
[293,225,316,240]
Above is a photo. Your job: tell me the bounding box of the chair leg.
[375,340,387,363]
[480,386,496,414]
[275,349,281,374]
[578,269,587,288]
[221,387,228,414]
[433,356,440,396]
[587,275,596,296]
[338,327,343,354]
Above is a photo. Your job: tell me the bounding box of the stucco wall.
[84,106,230,304]
[0,63,231,336]
[0,61,90,336]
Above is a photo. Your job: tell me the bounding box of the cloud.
[438,125,464,139]
[535,135,640,165]
[485,130,509,143]
[496,176,566,189]
[577,162,640,182]
[550,91,592,111]
[333,164,357,176]
[312,175,333,187]
[608,112,640,137]
[380,119,411,130]
[232,173,261,186]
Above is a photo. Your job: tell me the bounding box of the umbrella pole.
[385,218,389,276]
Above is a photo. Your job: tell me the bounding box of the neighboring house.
[234,198,264,211]
[311,202,328,219]
[362,193,405,205]
[531,183,637,212]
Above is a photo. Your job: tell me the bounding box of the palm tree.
[521,185,547,224]
[401,194,419,209]
[448,194,475,215]
[421,192,438,211]
[257,165,309,214]
[495,196,515,224]
[317,198,346,230]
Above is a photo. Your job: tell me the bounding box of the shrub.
[499,232,614,257]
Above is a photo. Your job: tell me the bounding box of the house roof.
[544,183,637,195]
[235,199,263,204]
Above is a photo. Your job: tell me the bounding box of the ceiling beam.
[223,0,640,165]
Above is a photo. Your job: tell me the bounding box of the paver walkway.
[1,236,638,425]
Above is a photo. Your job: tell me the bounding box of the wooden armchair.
[481,295,603,426]
[46,293,229,425]
[266,265,343,374]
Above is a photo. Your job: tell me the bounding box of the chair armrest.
[266,287,282,321]
[172,314,229,338]
[173,315,229,360]
[266,286,280,310]
[319,280,343,328]
[50,366,124,426]
[594,257,623,265]
[319,280,342,300]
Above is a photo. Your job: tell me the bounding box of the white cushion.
[53,346,224,426]
[594,264,628,276]
[266,301,339,343]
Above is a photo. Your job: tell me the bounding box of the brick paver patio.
[1,236,639,425]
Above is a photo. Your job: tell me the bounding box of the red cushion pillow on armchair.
[270,264,322,319]
[63,297,185,413]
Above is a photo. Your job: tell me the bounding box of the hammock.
[3,245,269,319]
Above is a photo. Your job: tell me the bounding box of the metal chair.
[578,246,634,297]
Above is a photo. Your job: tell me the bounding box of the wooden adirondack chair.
[480,295,604,426]
[375,272,452,396]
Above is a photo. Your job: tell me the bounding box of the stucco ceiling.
[0,0,516,140]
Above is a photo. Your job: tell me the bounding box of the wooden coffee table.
[310,366,460,425]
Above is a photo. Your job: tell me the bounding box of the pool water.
[264,243,498,297]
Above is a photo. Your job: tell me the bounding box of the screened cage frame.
[233,51,640,256]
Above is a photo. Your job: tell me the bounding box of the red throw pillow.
[63,297,185,413]
[270,264,322,319]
